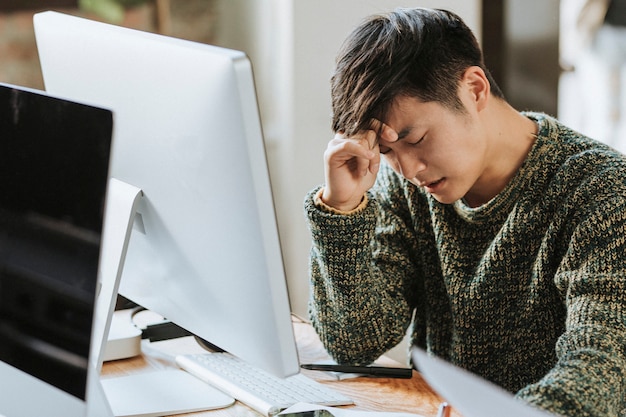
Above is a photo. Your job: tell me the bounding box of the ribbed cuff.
[313,187,368,215]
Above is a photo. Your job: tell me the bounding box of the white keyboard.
[175,352,353,416]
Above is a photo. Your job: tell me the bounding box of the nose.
[396,151,426,180]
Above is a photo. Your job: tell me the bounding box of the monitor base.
[101,369,234,417]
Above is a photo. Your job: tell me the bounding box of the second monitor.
[34,11,299,378]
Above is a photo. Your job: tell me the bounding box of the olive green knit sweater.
[304,113,626,417]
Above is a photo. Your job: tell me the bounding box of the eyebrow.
[397,128,412,140]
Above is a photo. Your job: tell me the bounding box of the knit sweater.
[304,113,626,417]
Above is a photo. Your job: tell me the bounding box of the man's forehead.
[384,96,443,131]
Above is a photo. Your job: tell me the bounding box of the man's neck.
[464,100,538,207]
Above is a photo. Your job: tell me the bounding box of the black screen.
[0,84,112,399]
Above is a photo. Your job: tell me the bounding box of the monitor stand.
[101,369,235,417]
[94,178,234,417]
[87,369,114,417]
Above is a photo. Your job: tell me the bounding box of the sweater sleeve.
[303,166,425,365]
[516,195,626,417]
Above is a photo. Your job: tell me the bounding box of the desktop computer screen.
[0,83,113,417]
[34,11,300,379]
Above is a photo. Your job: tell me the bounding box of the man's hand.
[321,120,397,211]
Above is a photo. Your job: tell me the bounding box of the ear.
[460,66,490,112]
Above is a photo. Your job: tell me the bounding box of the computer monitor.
[0,83,113,417]
[34,11,300,379]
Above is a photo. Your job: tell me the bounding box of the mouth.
[420,178,445,193]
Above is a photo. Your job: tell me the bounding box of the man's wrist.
[314,187,368,215]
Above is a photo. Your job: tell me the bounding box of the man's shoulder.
[529,112,626,174]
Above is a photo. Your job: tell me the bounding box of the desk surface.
[101,317,459,417]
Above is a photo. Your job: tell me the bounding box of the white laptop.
[412,348,555,417]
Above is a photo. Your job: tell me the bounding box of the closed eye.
[396,127,424,146]
[409,136,425,146]
[379,135,424,154]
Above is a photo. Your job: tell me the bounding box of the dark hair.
[331,8,504,135]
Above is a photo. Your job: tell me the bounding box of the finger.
[369,119,398,143]
[334,129,375,147]
[330,132,376,160]
[378,122,398,143]
[349,126,381,175]
[369,146,381,175]
[362,129,379,152]
[353,151,373,177]
[325,144,373,177]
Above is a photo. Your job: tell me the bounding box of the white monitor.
[0,83,113,417]
[34,11,300,380]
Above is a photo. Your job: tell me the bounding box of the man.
[304,8,626,417]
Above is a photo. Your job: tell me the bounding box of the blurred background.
[1,0,621,359]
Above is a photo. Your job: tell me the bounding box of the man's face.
[378,95,488,205]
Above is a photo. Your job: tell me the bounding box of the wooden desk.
[101,317,458,417]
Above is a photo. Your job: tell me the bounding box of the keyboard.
[175,352,354,416]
